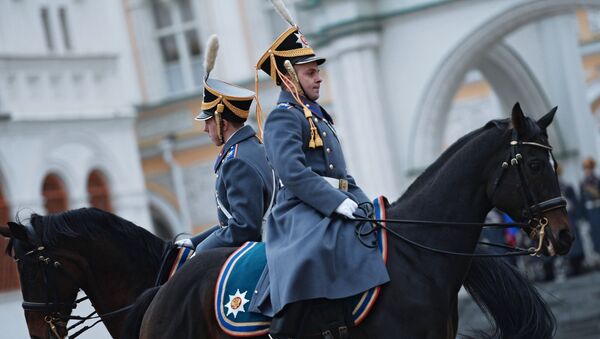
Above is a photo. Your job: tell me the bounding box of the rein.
[351,216,546,257]
[351,131,566,258]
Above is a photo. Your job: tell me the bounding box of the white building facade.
[0,0,151,227]
[0,0,153,334]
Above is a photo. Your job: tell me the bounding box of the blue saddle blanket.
[214,196,390,337]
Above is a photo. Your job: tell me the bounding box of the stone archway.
[42,173,69,214]
[411,0,600,170]
[87,169,113,212]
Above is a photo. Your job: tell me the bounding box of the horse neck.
[69,231,165,335]
[395,128,507,223]
[387,128,509,267]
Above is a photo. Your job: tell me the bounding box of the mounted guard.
[248,1,390,337]
[176,35,276,254]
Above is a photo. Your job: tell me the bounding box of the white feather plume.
[270,0,295,26]
[203,34,219,80]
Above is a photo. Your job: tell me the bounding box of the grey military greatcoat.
[250,91,390,317]
[192,125,275,252]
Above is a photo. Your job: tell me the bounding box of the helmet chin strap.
[280,60,322,148]
[215,103,225,145]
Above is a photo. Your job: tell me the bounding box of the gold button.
[329,164,334,169]
[326,148,331,153]
[322,131,327,137]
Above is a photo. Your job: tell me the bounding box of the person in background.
[579,157,600,265]
[557,165,585,276]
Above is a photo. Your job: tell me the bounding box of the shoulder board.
[214,144,239,173]
[224,144,239,161]
[276,102,292,109]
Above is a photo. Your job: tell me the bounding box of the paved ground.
[458,270,600,339]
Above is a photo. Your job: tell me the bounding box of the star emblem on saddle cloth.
[295,32,310,48]
[225,289,249,318]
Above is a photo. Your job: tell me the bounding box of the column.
[324,31,399,199]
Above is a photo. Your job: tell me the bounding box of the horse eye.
[528,161,543,173]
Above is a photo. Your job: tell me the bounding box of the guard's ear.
[7,222,28,241]
[0,225,10,238]
[537,106,557,130]
[511,102,527,135]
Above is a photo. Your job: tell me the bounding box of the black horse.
[129,103,573,339]
[0,207,171,338]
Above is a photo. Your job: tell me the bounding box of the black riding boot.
[269,299,353,339]
[269,301,308,338]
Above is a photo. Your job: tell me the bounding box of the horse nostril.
[558,229,574,245]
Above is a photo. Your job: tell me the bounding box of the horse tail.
[121,286,161,339]
[461,257,556,339]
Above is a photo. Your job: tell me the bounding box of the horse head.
[2,208,168,339]
[1,219,82,339]
[487,102,573,256]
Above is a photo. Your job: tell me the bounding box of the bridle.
[493,129,567,254]
[352,129,567,257]
[10,223,134,339]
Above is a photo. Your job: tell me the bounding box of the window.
[152,0,203,95]
[185,29,203,88]
[159,35,184,93]
[153,1,172,29]
[87,170,112,212]
[177,0,194,23]
[0,181,19,291]
[42,174,68,214]
[41,7,54,51]
[59,7,72,50]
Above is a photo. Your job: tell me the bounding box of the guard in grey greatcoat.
[579,157,600,256]
[249,14,389,337]
[176,35,275,254]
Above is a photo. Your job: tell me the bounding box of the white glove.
[334,198,358,218]
[174,238,193,249]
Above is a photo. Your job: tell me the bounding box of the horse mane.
[26,208,164,261]
[391,118,510,209]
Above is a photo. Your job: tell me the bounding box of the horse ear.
[0,225,11,238]
[7,222,28,241]
[511,102,527,135]
[537,106,557,130]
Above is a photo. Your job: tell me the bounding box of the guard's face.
[204,117,223,146]
[295,62,322,101]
